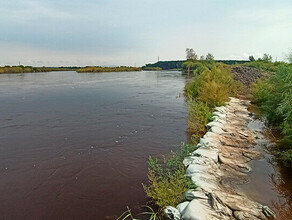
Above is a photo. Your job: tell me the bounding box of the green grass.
[118,206,161,220]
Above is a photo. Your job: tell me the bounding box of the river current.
[0,71,188,219]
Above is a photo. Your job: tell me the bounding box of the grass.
[118,206,161,220]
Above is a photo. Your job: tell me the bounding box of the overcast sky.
[0,0,291,66]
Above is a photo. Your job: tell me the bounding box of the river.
[0,71,188,219]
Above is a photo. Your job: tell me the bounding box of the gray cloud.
[0,0,291,66]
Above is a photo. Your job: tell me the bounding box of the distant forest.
[142,60,250,70]
[0,66,79,73]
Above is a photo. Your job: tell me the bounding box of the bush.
[144,168,192,208]
[251,64,292,165]
[187,100,211,135]
[244,61,286,72]
[143,143,197,208]
[185,64,242,107]
[182,60,215,76]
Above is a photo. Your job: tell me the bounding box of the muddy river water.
[0,71,188,219]
[0,71,291,219]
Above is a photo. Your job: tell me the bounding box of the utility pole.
[158,56,159,62]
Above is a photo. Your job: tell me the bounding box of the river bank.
[165,97,276,219]
[140,62,292,220]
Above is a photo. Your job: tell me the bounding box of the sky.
[0,0,291,67]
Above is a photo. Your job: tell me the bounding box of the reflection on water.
[0,71,187,219]
[240,119,292,219]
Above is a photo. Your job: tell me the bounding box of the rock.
[176,201,190,214]
[164,206,181,220]
[232,66,266,86]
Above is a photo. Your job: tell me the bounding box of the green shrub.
[185,64,242,107]
[280,149,292,167]
[144,168,193,208]
[244,61,286,72]
[251,65,292,165]
[144,143,197,208]
[181,60,216,76]
[187,100,211,135]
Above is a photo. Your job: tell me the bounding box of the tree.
[249,56,255,62]
[206,53,214,61]
[200,55,205,60]
[286,50,292,64]
[186,48,198,61]
[261,53,273,62]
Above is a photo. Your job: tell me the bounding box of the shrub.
[187,100,211,135]
[185,64,242,107]
[144,168,193,208]
[244,61,286,72]
[181,60,215,76]
[143,143,197,208]
[251,64,292,165]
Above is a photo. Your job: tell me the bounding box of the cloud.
[0,0,291,66]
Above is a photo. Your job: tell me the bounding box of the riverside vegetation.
[249,56,292,166]
[121,50,292,219]
[76,66,141,73]
[0,65,142,74]
[135,59,243,219]
[0,65,79,73]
